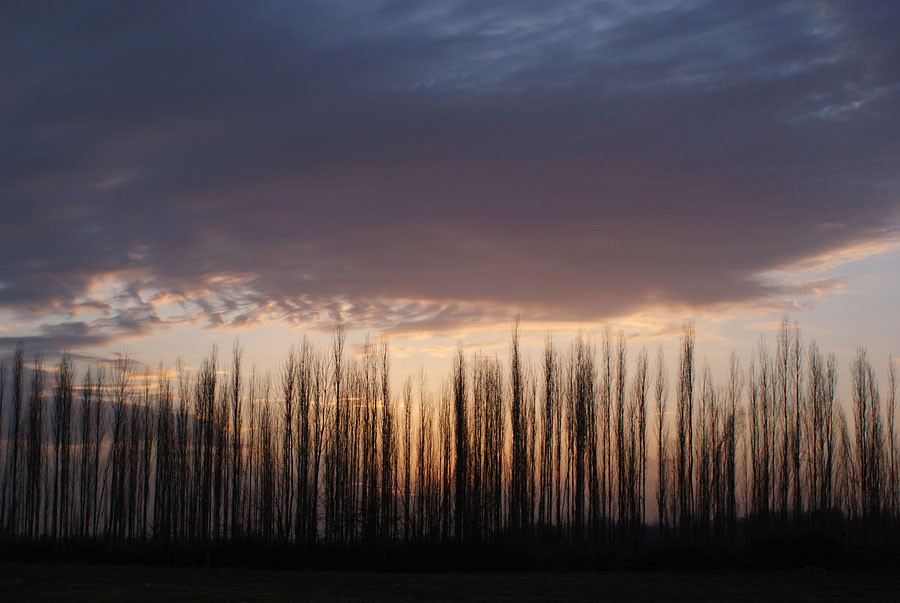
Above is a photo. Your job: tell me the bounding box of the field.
[2,563,900,602]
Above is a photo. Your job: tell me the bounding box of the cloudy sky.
[1,1,898,376]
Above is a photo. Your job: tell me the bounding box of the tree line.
[0,320,897,564]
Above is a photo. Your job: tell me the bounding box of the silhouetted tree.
[25,355,45,539]
[230,341,243,539]
[452,346,467,542]
[724,353,742,541]
[655,347,669,535]
[888,357,897,521]
[6,344,25,536]
[852,348,884,532]
[675,325,694,538]
[1,323,896,568]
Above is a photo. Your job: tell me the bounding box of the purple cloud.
[1,1,898,352]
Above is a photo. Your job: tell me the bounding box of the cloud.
[1,1,898,354]
[0,309,162,358]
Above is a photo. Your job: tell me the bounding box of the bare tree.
[379,338,397,543]
[246,368,258,538]
[279,345,296,541]
[888,357,897,521]
[153,364,173,542]
[790,324,802,523]
[748,339,772,533]
[725,353,742,540]
[570,334,594,539]
[599,327,611,539]
[695,364,714,537]
[51,353,74,540]
[230,340,244,539]
[451,345,467,542]
[632,347,648,538]
[509,319,527,534]
[852,348,884,531]
[7,344,25,536]
[539,337,560,530]
[655,347,669,536]
[675,325,694,537]
[614,332,627,538]
[5,322,900,566]
[775,319,791,522]
[0,357,5,534]
[309,351,327,545]
[25,355,45,539]
[806,342,835,522]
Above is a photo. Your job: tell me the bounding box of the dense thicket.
[0,321,898,568]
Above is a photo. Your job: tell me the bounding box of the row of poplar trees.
[0,320,897,550]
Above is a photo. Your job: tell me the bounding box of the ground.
[2,563,899,601]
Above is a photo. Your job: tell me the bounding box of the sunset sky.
[1,1,898,385]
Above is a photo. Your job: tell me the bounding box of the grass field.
[2,563,900,602]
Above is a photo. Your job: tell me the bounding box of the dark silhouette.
[0,319,898,570]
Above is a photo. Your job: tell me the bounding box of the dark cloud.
[0,309,162,358]
[1,0,898,351]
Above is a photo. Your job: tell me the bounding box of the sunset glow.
[0,1,896,376]
[1,1,900,583]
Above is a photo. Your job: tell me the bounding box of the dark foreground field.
[2,563,899,602]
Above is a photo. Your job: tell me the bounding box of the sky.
[1,1,898,386]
